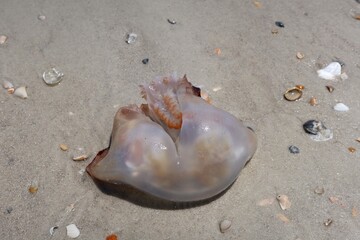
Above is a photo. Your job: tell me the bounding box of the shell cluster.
[86,75,257,202]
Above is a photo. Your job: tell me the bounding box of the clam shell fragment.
[66,224,80,238]
[276,194,291,210]
[14,86,28,99]
[284,87,302,101]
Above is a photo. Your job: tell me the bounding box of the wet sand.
[1,0,360,239]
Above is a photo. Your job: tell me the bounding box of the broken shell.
[86,74,257,202]
[356,138,360,143]
[276,194,291,210]
[73,155,88,161]
[314,187,325,195]
[324,218,333,226]
[284,87,302,101]
[276,213,290,223]
[14,86,28,99]
[317,62,341,80]
[303,120,333,141]
[126,33,137,44]
[295,85,305,90]
[60,144,68,151]
[2,80,14,89]
[106,234,118,240]
[309,97,317,106]
[348,147,356,153]
[214,48,221,55]
[28,181,38,194]
[66,224,80,238]
[38,15,46,21]
[43,68,64,85]
[7,88,15,94]
[334,103,349,112]
[0,35,8,44]
[167,19,176,24]
[296,52,304,59]
[271,29,279,34]
[288,145,300,154]
[219,219,232,233]
[352,207,359,217]
[329,196,339,203]
[50,226,58,236]
[326,85,334,92]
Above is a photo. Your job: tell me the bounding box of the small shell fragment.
[106,234,118,240]
[326,85,334,92]
[38,15,46,21]
[43,68,64,85]
[66,224,80,238]
[275,21,285,28]
[2,80,14,89]
[329,196,339,203]
[257,197,275,206]
[214,48,221,56]
[296,52,304,59]
[314,187,325,195]
[288,145,300,154]
[276,194,291,210]
[309,97,317,106]
[50,226,58,236]
[276,213,290,223]
[352,207,359,217]
[14,86,28,99]
[334,103,349,112]
[126,33,137,44]
[348,147,356,153]
[303,120,333,142]
[60,144,69,151]
[7,88,15,94]
[167,19,176,24]
[28,181,38,194]
[0,35,8,44]
[356,138,360,143]
[284,87,302,101]
[295,85,305,90]
[317,62,341,80]
[271,29,279,34]
[253,1,262,8]
[219,219,232,233]
[73,155,88,161]
[324,218,333,226]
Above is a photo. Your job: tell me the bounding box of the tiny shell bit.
[86,74,257,202]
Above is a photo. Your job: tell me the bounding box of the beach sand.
[1,0,360,239]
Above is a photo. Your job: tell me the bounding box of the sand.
[1,0,360,239]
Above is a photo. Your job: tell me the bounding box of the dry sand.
[1,0,360,239]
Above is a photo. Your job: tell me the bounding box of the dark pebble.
[142,58,149,64]
[167,19,176,24]
[275,21,285,28]
[303,120,324,135]
[289,145,300,154]
[5,207,13,214]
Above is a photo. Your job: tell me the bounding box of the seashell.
[296,52,304,59]
[276,194,291,210]
[314,186,325,195]
[348,147,356,153]
[49,226,58,236]
[326,85,334,92]
[126,33,137,44]
[317,62,341,80]
[309,97,317,106]
[86,74,257,202]
[14,86,28,99]
[323,218,333,226]
[2,80,14,89]
[303,120,333,142]
[60,144,68,151]
[284,87,302,101]
[167,19,176,24]
[0,35,8,44]
[73,155,88,161]
[106,234,118,240]
[219,219,232,233]
[288,145,300,154]
[66,224,80,238]
[295,84,304,90]
[352,207,359,218]
[334,103,349,112]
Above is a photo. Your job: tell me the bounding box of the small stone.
[60,144,69,151]
[348,147,356,153]
[334,103,349,112]
[72,155,88,161]
[309,97,317,106]
[66,224,80,238]
[288,145,300,154]
[296,52,304,59]
[5,207,13,214]
[142,58,149,64]
[314,187,325,195]
[167,19,176,24]
[219,219,232,233]
[38,15,46,21]
[126,33,137,44]
[43,68,64,85]
[0,35,8,44]
[275,21,285,28]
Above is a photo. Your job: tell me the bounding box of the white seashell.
[49,226,58,236]
[317,62,341,80]
[2,80,14,89]
[14,86,28,99]
[66,224,80,238]
[0,35,8,44]
[334,103,349,112]
[219,219,232,233]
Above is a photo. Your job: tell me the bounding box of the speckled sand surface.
[1,0,360,239]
